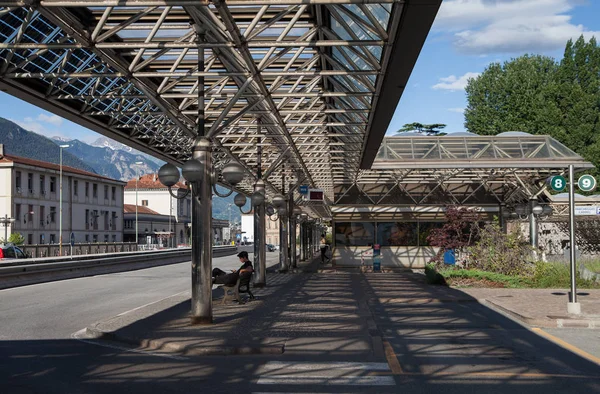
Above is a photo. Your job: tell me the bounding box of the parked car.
[266,244,275,252]
[0,243,28,261]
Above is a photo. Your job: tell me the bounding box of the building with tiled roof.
[0,144,126,250]
[123,175,231,246]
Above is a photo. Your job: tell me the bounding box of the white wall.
[124,189,190,222]
[333,246,439,268]
[241,214,254,242]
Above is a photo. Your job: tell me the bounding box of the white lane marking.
[71,329,188,361]
[112,290,188,318]
[256,376,395,386]
[260,361,390,371]
[256,361,395,386]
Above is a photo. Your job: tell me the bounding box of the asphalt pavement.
[1,253,599,394]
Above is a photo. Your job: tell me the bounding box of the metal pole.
[3,214,7,241]
[279,171,289,272]
[253,126,267,286]
[169,194,172,248]
[190,26,212,325]
[290,192,297,269]
[135,172,139,245]
[59,147,63,256]
[529,198,538,248]
[499,203,507,233]
[568,164,581,314]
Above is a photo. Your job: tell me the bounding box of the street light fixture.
[59,144,69,256]
[0,214,16,242]
[133,161,144,245]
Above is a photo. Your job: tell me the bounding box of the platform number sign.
[550,175,566,192]
[578,175,597,192]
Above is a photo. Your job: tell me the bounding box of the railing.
[22,242,142,258]
[0,245,238,290]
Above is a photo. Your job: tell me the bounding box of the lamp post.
[1,214,16,242]
[158,152,248,324]
[58,144,69,256]
[133,161,143,245]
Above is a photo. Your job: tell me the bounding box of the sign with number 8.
[550,175,566,192]
[578,175,597,192]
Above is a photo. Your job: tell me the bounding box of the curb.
[483,298,600,329]
[85,325,285,356]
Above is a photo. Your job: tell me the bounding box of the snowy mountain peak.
[51,136,72,142]
[91,137,133,152]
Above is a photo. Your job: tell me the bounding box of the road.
[0,246,261,340]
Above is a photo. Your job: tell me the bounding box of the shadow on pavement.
[1,267,600,393]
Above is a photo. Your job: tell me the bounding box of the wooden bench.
[221,272,255,304]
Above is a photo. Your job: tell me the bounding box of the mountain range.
[0,117,241,222]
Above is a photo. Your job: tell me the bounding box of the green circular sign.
[550,175,567,192]
[578,174,597,192]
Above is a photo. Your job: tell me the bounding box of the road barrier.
[0,246,237,290]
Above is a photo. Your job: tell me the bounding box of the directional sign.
[299,185,309,195]
[70,232,75,246]
[550,175,567,192]
[577,174,597,192]
[575,206,600,216]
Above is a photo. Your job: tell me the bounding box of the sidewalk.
[86,255,382,358]
[460,288,600,328]
[84,264,600,360]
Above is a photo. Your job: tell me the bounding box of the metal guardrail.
[0,245,237,289]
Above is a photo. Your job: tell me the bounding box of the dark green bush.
[425,263,447,285]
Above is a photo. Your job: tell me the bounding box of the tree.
[464,36,600,175]
[397,122,447,135]
[426,206,481,263]
[7,233,24,245]
[464,55,560,136]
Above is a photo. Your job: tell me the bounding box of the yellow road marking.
[531,327,600,366]
[382,339,404,375]
[402,371,599,379]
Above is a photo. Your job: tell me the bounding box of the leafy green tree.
[7,233,25,245]
[464,37,600,175]
[464,55,560,136]
[397,122,447,135]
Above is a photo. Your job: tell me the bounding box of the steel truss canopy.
[0,0,442,201]
[334,134,594,208]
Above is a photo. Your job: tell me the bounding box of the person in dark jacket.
[212,251,253,285]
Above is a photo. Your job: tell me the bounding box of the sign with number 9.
[578,175,597,192]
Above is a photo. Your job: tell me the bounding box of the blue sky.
[1,0,600,143]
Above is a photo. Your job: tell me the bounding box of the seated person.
[212,251,253,286]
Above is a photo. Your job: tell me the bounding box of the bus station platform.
[82,258,600,370]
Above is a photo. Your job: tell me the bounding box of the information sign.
[578,175,597,192]
[70,232,75,246]
[550,175,567,192]
[574,206,600,216]
[299,185,309,195]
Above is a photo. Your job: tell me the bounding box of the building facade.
[123,173,229,245]
[0,147,125,245]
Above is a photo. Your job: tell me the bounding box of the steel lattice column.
[254,179,266,287]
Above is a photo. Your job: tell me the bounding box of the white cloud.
[432,72,480,91]
[447,107,465,113]
[435,0,600,54]
[37,113,63,126]
[10,114,69,140]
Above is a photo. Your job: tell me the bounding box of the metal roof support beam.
[1,0,405,5]
[36,6,198,137]
[212,0,314,189]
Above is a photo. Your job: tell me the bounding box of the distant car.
[0,243,28,261]
[266,244,275,252]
